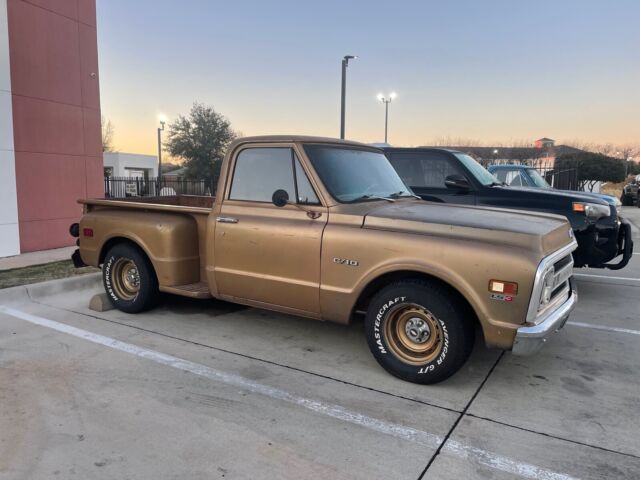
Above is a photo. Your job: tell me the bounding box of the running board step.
[160,282,212,299]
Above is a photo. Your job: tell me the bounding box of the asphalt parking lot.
[1,207,639,480]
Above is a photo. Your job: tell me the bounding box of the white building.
[103,152,158,179]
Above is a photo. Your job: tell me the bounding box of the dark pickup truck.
[385,147,633,270]
[621,175,639,206]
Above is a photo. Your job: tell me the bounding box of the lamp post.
[340,55,357,139]
[377,92,396,144]
[157,119,165,194]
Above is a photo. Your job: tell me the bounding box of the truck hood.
[565,190,620,207]
[362,201,573,256]
[507,185,611,206]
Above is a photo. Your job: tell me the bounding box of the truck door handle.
[216,216,238,224]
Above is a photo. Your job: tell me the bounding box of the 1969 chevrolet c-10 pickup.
[71,136,578,384]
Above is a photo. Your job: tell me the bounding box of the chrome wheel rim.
[111,258,140,301]
[383,303,444,365]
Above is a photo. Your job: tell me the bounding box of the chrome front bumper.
[512,279,578,356]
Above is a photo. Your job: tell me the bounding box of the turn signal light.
[489,280,518,295]
[572,203,586,213]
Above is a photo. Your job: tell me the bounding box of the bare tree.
[561,140,640,177]
[561,140,639,158]
[102,116,115,152]
[427,136,484,147]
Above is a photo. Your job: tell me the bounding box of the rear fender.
[79,209,200,287]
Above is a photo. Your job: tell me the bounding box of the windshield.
[305,145,411,202]
[454,153,500,186]
[526,168,552,188]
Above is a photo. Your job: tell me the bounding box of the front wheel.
[365,279,475,384]
[103,243,159,313]
[621,194,633,206]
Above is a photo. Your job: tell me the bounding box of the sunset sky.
[97,0,639,157]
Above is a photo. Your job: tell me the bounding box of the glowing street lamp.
[377,92,397,144]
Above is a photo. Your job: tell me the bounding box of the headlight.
[572,202,610,220]
[539,266,555,309]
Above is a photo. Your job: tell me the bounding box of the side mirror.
[445,174,471,190]
[272,189,289,207]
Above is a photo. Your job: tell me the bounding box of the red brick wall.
[7,0,102,252]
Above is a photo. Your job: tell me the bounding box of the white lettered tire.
[365,279,474,384]
[103,243,159,313]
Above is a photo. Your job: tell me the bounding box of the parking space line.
[0,305,577,480]
[567,321,640,336]
[573,273,640,284]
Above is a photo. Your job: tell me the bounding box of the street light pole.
[340,55,357,139]
[377,92,397,144]
[157,120,165,194]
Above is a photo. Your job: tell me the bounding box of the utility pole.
[340,55,357,139]
[157,120,165,194]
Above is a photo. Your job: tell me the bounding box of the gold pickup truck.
[71,136,578,384]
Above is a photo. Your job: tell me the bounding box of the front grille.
[537,254,574,317]
[526,241,578,325]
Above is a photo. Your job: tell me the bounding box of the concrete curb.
[0,272,102,305]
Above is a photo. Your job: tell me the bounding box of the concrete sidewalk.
[0,246,76,271]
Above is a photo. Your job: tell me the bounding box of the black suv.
[384,147,633,270]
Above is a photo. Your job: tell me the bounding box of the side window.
[387,152,463,188]
[230,148,295,202]
[505,170,524,186]
[229,148,321,205]
[387,154,425,188]
[294,157,320,205]
[419,155,463,188]
[493,170,508,183]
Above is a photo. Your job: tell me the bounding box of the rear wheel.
[103,243,159,313]
[365,279,475,384]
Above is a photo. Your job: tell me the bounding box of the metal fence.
[104,176,217,198]
[484,160,579,191]
[543,168,579,191]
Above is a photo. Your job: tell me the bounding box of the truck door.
[387,151,476,205]
[213,146,327,315]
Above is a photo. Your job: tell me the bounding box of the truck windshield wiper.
[353,194,395,203]
[389,190,421,199]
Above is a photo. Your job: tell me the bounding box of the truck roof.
[382,147,463,154]
[229,135,374,150]
[488,164,530,170]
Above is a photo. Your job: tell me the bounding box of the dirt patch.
[0,260,98,290]
[601,182,625,197]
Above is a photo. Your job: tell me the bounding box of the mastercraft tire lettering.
[365,279,474,384]
[102,243,160,313]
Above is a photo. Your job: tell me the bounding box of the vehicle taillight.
[83,228,94,237]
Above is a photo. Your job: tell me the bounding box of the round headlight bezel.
[539,266,555,307]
